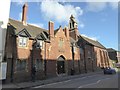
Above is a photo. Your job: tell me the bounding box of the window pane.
[39,41,42,46]
[23,38,27,46]
[39,41,43,49]
[18,37,28,47]
[19,37,23,46]
[73,47,76,53]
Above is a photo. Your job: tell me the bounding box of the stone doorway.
[57,56,65,74]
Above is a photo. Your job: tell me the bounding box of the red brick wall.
[5,24,110,83]
[5,32,45,82]
[94,47,110,68]
[46,27,73,76]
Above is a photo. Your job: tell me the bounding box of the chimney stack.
[22,3,28,25]
[49,21,54,40]
[64,26,69,40]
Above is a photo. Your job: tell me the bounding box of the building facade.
[107,48,118,63]
[4,4,110,83]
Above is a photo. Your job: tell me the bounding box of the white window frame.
[73,47,76,53]
[36,40,43,49]
[18,36,28,47]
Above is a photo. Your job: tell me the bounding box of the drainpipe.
[71,43,75,75]
[31,42,34,81]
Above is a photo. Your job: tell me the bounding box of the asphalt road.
[34,73,118,88]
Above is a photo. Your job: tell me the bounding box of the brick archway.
[57,55,65,74]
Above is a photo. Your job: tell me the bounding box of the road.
[34,73,118,88]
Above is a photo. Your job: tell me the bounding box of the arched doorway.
[57,55,65,74]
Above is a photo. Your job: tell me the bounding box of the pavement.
[34,72,118,88]
[2,70,104,89]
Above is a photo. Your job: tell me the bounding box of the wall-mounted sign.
[0,62,7,80]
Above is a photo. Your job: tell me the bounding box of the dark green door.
[57,56,65,74]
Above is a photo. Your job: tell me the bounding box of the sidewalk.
[2,71,103,89]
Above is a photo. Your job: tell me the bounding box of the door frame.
[56,55,66,75]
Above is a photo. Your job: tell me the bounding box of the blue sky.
[9,1,118,50]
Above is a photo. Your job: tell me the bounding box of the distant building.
[78,35,110,71]
[107,48,118,63]
[4,4,110,83]
[117,51,120,63]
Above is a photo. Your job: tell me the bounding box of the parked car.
[116,63,120,68]
[103,67,116,74]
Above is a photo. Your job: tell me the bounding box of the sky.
[9,1,118,50]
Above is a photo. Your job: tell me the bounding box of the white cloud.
[19,12,22,21]
[0,0,10,28]
[15,0,28,5]
[86,2,107,12]
[81,34,99,41]
[40,0,83,24]
[79,23,85,28]
[86,2,118,12]
[29,23,44,28]
[109,2,118,9]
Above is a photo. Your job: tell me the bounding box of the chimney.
[64,26,69,40]
[22,3,28,25]
[49,21,54,40]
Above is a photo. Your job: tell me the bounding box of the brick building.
[107,48,118,62]
[4,4,110,83]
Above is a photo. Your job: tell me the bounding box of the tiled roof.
[80,35,106,49]
[8,18,48,39]
[54,28,59,35]
[107,48,117,52]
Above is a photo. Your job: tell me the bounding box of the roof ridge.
[9,18,22,23]
[80,35,106,49]
[9,18,47,31]
[81,34,97,41]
